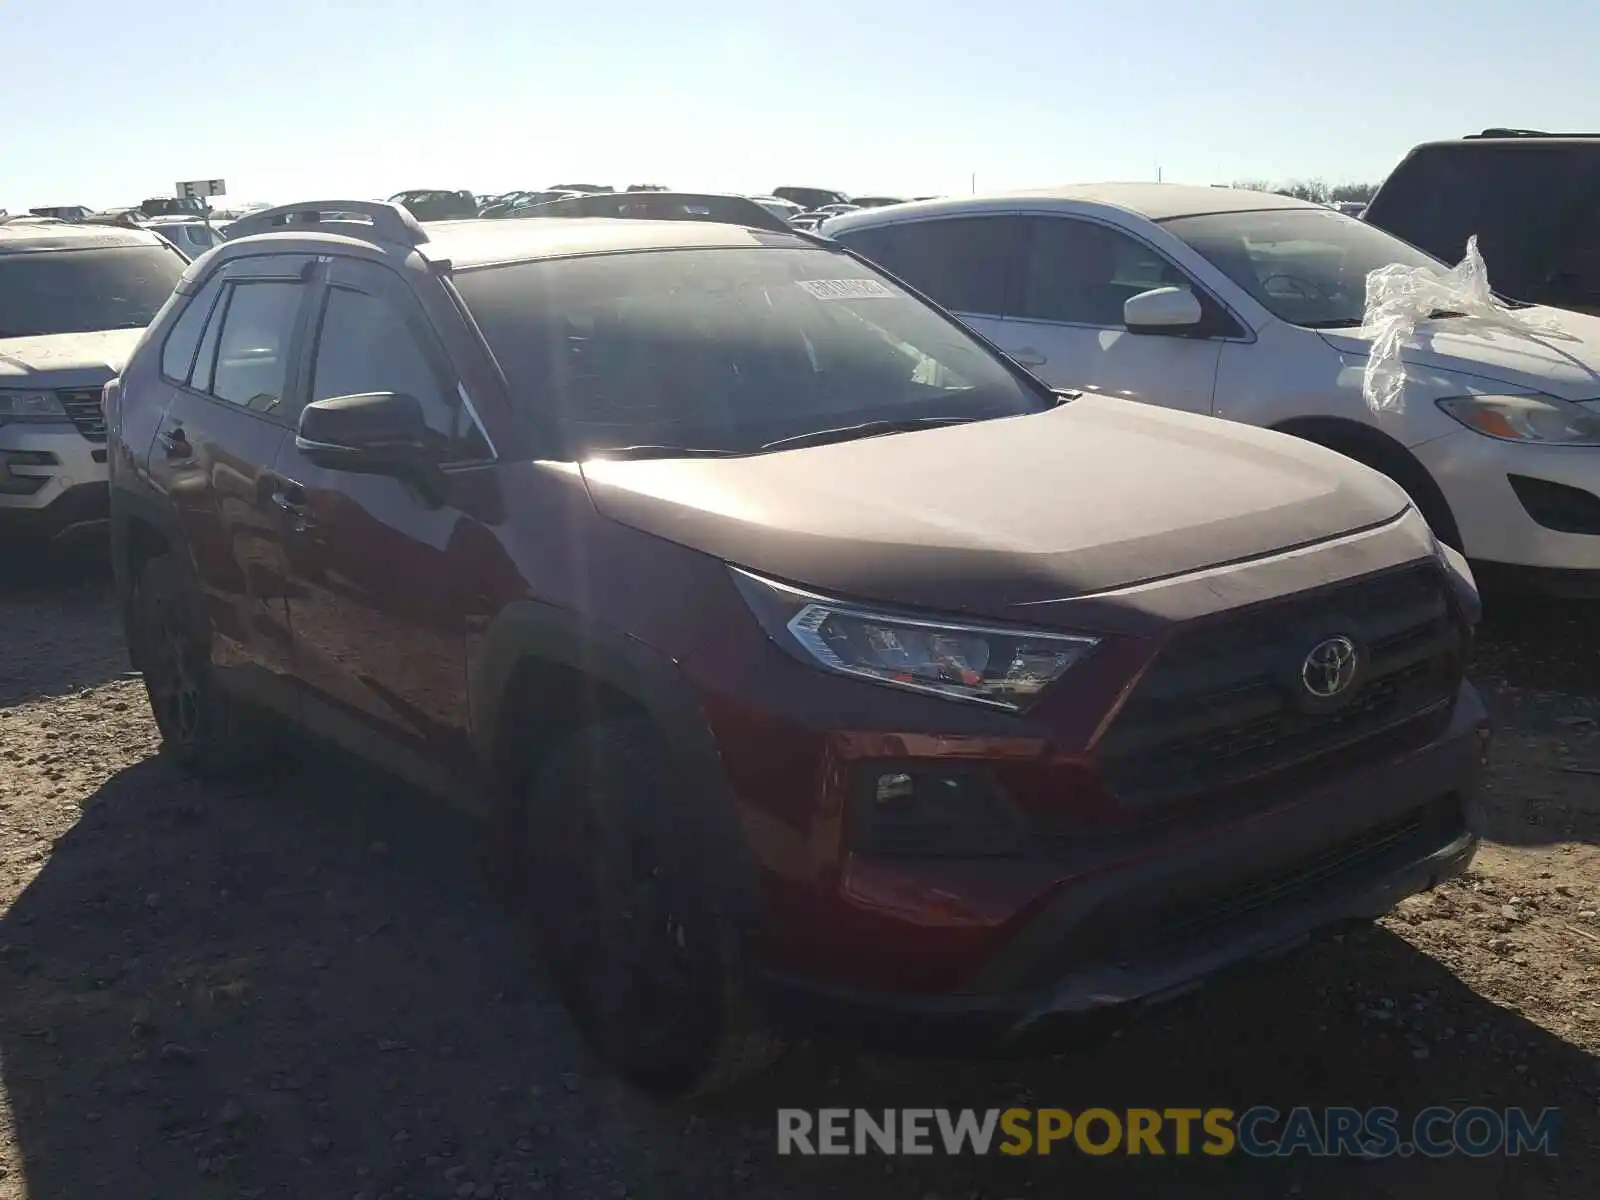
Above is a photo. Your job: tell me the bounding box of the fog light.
[0,450,55,495]
[852,764,1030,857]
[0,450,57,468]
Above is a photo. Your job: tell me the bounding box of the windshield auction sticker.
[797,279,897,300]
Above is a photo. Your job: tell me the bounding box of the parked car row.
[502,191,795,233]
[386,183,918,230]
[7,124,1593,1098]
[8,200,232,258]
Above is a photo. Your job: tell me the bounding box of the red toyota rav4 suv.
[107,201,1487,1094]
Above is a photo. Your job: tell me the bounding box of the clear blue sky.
[5,0,1595,212]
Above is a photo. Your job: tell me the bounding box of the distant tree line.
[1231,180,1380,204]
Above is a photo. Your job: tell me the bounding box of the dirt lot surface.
[1,559,1596,1200]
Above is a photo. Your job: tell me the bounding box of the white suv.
[0,219,187,545]
[824,185,1600,596]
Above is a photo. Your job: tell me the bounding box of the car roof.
[0,220,167,254]
[223,213,816,270]
[1394,135,1600,160]
[824,182,1318,232]
[1430,129,1600,146]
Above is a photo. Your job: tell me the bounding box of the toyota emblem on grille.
[1301,635,1360,699]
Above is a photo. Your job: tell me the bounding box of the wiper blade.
[590,444,746,460]
[760,415,978,453]
[1302,317,1365,329]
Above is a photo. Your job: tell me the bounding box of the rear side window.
[160,276,222,382]
[835,217,1017,315]
[204,281,305,414]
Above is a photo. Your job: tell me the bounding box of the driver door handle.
[1010,347,1048,367]
[270,478,315,532]
[156,428,192,460]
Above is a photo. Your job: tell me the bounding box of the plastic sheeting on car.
[1361,235,1570,414]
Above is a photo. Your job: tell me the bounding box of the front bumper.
[1414,428,1600,575]
[0,422,109,541]
[757,682,1486,1053]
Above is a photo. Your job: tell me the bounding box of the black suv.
[1364,129,1600,314]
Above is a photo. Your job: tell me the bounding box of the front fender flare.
[473,600,759,934]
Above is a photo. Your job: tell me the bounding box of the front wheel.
[521,719,781,1095]
[133,553,275,776]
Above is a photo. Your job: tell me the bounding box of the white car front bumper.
[1415,428,1600,586]
[0,421,109,540]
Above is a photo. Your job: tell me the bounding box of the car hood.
[0,328,144,389]
[579,394,1410,618]
[1317,305,1600,401]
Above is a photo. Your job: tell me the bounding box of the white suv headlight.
[0,390,68,421]
[1437,394,1600,446]
[731,568,1098,710]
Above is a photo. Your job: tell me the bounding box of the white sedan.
[824,184,1600,596]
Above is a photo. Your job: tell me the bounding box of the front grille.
[1098,563,1464,810]
[1015,794,1467,988]
[1112,795,1464,961]
[56,388,106,443]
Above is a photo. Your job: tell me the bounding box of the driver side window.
[309,284,490,462]
[1016,218,1196,328]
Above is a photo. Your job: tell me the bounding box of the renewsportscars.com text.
[776,1106,1560,1159]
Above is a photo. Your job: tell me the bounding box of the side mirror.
[1123,286,1204,334]
[296,392,447,498]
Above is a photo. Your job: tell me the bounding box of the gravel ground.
[1,557,1597,1200]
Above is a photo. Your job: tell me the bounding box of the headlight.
[731,568,1098,710]
[1437,394,1600,445]
[0,390,68,421]
[1421,521,1480,626]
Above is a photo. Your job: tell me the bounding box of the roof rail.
[1465,127,1600,139]
[226,200,429,246]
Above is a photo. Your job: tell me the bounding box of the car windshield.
[1161,208,1447,328]
[454,246,1051,456]
[0,245,185,337]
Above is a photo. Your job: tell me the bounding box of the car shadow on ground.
[1465,594,1600,852]
[2,745,1595,1200]
[1475,594,1600,700]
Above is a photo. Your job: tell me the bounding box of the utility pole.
[971,172,976,195]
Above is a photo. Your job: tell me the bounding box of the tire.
[132,553,276,777]
[521,718,781,1095]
